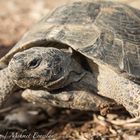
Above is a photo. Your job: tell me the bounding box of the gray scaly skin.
[8,47,140,117]
[0,68,17,106]
[96,63,140,116]
[7,47,116,115]
[0,47,115,116]
[0,1,140,117]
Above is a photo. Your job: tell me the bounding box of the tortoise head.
[8,47,72,90]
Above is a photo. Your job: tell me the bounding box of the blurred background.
[0,0,140,139]
[0,0,140,50]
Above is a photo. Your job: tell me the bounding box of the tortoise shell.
[0,1,140,80]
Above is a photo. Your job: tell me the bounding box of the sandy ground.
[0,0,140,140]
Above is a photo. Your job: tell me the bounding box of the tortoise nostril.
[9,54,26,73]
[13,54,26,60]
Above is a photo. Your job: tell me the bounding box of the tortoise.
[0,1,140,116]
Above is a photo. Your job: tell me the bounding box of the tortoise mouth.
[14,75,67,92]
[14,77,46,89]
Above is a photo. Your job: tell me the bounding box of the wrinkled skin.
[1,47,140,117]
[7,47,116,115]
[0,68,17,106]
[9,47,73,90]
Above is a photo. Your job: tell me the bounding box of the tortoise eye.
[28,58,41,69]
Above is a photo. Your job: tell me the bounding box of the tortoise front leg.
[0,68,17,106]
[22,89,116,116]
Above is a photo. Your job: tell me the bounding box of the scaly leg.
[0,68,17,106]
[22,89,116,116]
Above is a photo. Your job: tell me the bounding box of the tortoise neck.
[46,57,86,91]
[0,68,18,106]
